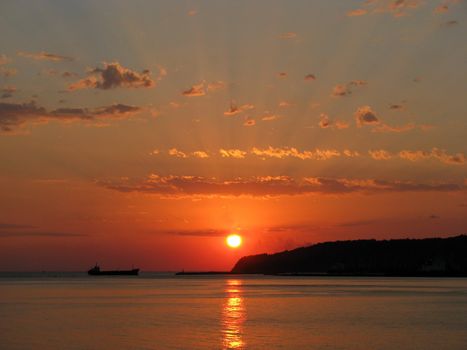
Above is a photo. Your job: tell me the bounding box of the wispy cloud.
[69,62,155,91]
[0,54,10,65]
[1,86,16,99]
[318,113,349,129]
[278,32,297,40]
[0,67,17,77]
[219,149,247,159]
[332,80,367,97]
[168,148,188,158]
[166,228,227,237]
[182,82,205,97]
[369,148,465,164]
[433,0,460,14]
[347,8,368,16]
[348,0,424,18]
[192,151,210,159]
[17,51,74,62]
[0,101,141,133]
[100,174,465,198]
[251,146,341,160]
[0,231,87,238]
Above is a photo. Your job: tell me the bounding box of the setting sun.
[226,234,242,248]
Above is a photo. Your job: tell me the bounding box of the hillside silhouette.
[231,235,467,276]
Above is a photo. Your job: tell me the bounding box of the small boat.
[87,264,139,276]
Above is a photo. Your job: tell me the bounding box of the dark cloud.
[69,62,155,90]
[0,101,141,133]
[441,20,459,26]
[167,229,227,237]
[99,174,464,198]
[1,86,16,99]
[332,80,367,97]
[354,106,379,126]
[17,51,74,62]
[182,83,205,97]
[0,231,87,238]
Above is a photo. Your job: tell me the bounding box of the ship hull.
[88,269,139,276]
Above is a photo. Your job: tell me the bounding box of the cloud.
[192,151,209,159]
[434,0,460,14]
[243,118,256,127]
[332,80,367,97]
[304,74,316,81]
[207,81,225,91]
[343,150,361,158]
[0,101,141,133]
[347,8,368,16]
[168,148,188,158]
[369,149,393,160]
[372,123,417,133]
[367,148,465,165]
[69,62,154,91]
[0,231,86,238]
[224,103,242,116]
[278,32,297,39]
[0,54,10,65]
[318,113,349,129]
[17,51,74,62]
[400,148,465,164]
[355,0,424,18]
[42,69,78,79]
[224,102,255,116]
[261,112,280,121]
[434,4,449,13]
[100,174,464,198]
[441,20,459,27]
[167,228,227,237]
[251,146,341,160]
[278,101,293,108]
[354,106,379,126]
[182,82,205,97]
[349,80,368,87]
[219,149,247,159]
[0,67,17,77]
[332,84,350,97]
[1,86,16,99]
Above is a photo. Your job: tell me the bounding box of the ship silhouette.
[87,264,139,276]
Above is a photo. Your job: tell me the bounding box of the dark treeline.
[231,235,467,276]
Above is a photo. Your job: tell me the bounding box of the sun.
[226,234,242,248]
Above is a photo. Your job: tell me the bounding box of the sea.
[1,273,466,350]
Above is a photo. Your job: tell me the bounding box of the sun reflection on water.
[222,280,246,349]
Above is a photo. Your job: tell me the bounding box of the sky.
[0,0,466,271]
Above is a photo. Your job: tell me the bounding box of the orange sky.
[0,0,466,271]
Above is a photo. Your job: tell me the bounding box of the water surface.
[1,273,466,349]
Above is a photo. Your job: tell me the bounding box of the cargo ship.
[87,264,139,276]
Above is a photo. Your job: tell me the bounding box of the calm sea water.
[1,273,466,349]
